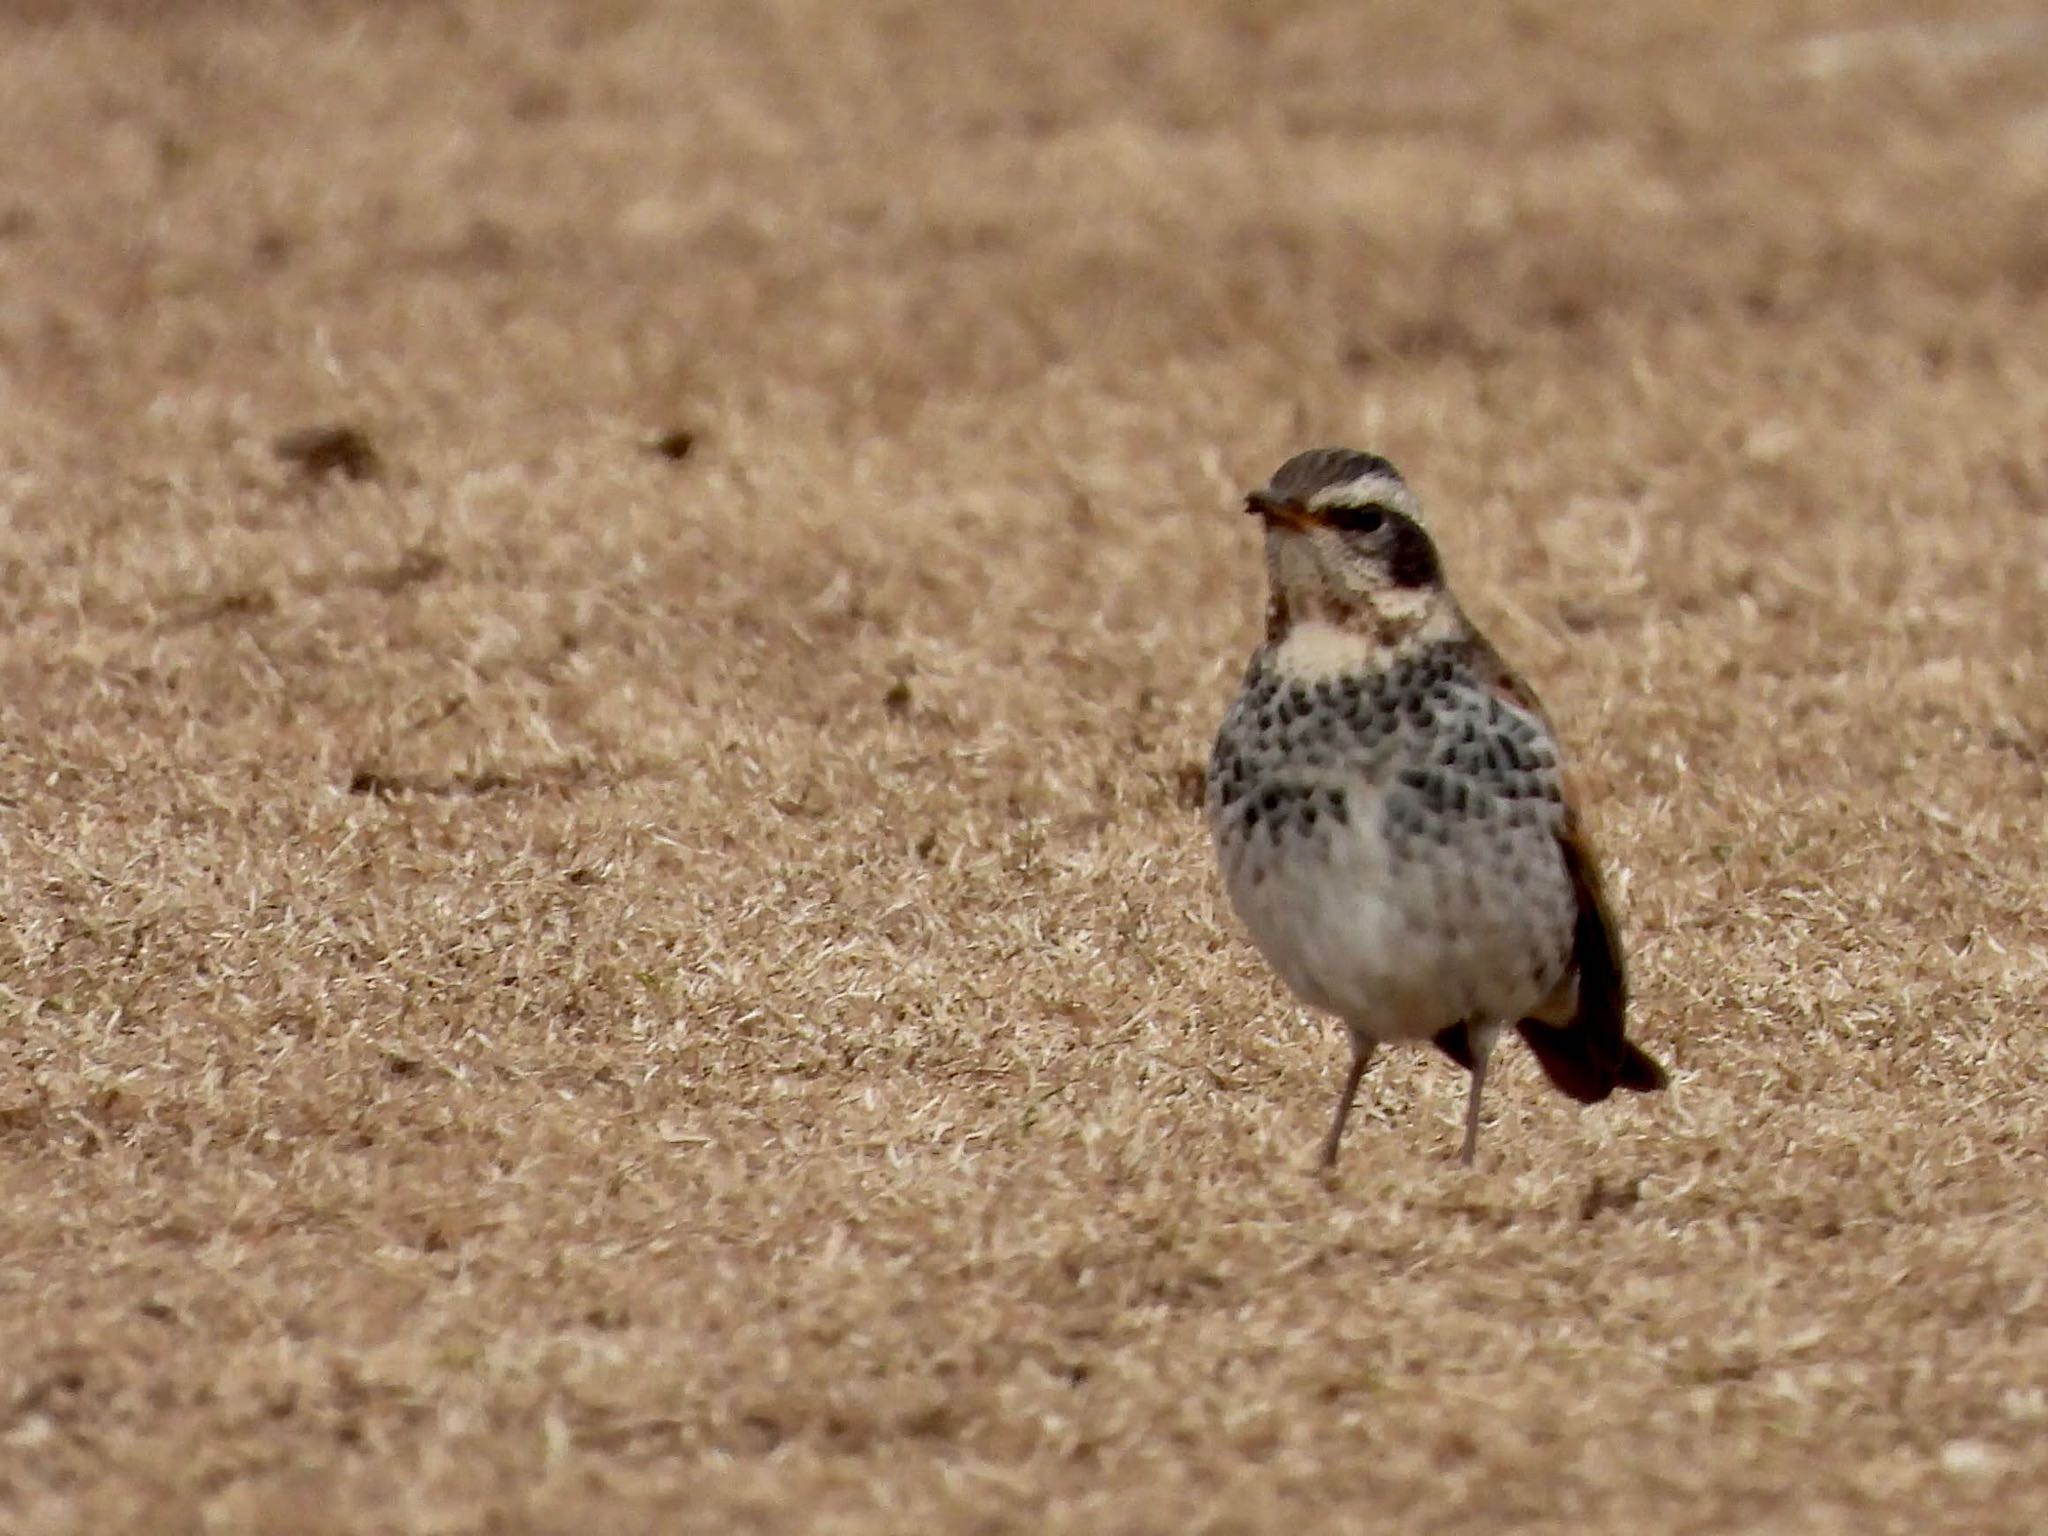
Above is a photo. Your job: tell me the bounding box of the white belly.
[1216,789,1576,1042]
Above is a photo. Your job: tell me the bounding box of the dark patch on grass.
[274,424,381,481]
[645,428,697,462]
[344,760,599,801]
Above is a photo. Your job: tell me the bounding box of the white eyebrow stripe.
[1305,473,1422,519]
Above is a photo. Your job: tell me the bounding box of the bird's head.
[1245,448,1453,649]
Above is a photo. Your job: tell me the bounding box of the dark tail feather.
[1516,818,1670,1104]
[1614,1039,1668,1093]
[1516,1019,1667,1104]
[1436,822,1671,1103]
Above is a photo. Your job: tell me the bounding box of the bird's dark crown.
[1264,448,1406,506]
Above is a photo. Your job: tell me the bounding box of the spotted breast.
[1208,639,1578,1046]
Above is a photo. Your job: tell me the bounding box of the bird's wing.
[1518,804,1668,1102]
[1451,629,1668,1100]
[1453,625,1554,723]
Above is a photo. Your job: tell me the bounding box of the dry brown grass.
[2,1,2046,1530]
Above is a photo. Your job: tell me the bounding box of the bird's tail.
[1515,1019,1667,1104]
[1516,820,1669,1104]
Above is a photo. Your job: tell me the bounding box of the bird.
[1206,447,1667,1168]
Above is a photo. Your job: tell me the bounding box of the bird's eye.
[1326,504,1387,536]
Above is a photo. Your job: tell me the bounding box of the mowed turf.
[2,2,2046,1531]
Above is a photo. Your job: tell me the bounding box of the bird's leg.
[1319,1036,1377,1170]
[1459,1021,1503,1167]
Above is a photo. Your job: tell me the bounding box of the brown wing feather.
[1456,626,1554,726]
[1440,626,1668,1099]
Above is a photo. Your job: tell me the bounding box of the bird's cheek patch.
[1383,514,1443,589]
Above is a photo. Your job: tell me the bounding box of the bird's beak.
[1245,490,1312,530]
